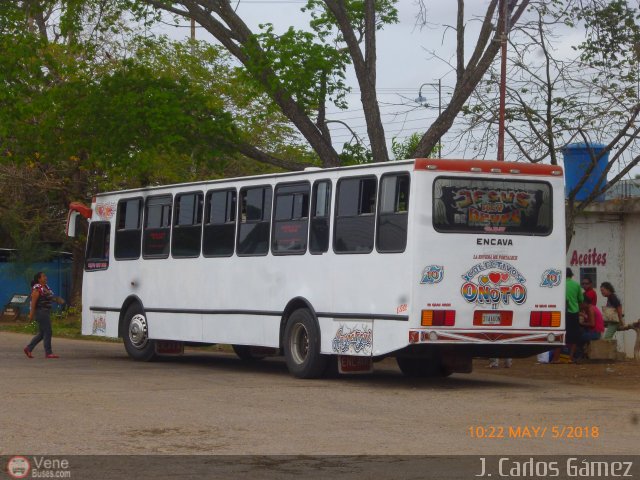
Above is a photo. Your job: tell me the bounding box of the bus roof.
[94,158,563,198]
[415,159,564,176]
[94,159,414,198]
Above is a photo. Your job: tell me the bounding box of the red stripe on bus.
[414,159,563,176]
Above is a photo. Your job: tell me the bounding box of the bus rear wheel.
[123,304,157,362]
[396,356,452,378]
[284,308,328,379]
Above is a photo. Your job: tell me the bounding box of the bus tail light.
[530,311,561,327]
[421,310,455,327]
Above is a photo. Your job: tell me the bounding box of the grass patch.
[0,306,119,342]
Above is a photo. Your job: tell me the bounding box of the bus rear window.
[433,177,552,235]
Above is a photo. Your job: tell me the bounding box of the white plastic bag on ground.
[537,351,551,363]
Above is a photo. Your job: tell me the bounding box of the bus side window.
[272,182,310,255]
[115,197,142,260]
[203,189,236,257]
[334,176,377,254]
[172,191,203,258]
[143,195,172,259]
[85,221,110,271]
[237,186,272,256]
[377,173,410,253]
[310,180,331,254]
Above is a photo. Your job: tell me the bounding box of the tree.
[0,2,313,300]
[134,1,531,166]
[454,0,640,248]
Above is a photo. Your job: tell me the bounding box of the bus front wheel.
[396,356,452,378]
[284,309,328,379]
[123,304,157,362]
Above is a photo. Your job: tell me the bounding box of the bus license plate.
[482,313,502,325]
[338,356,373,374]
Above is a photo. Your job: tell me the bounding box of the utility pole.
[497,0,509,161]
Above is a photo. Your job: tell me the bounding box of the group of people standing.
[564,268,624,362]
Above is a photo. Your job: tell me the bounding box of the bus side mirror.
[66,211,80,237]
[66,202,93,237]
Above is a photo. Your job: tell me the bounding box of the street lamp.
[415,79,442,158]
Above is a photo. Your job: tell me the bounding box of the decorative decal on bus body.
[331,323,373,356]
[460,261,527,308]
[94,202,116,220]
[420,265,444,284]
[92,311,107,335]
[540,269,562,288]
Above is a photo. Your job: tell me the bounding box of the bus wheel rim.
[129,314,149,349]
[290,323,309,365]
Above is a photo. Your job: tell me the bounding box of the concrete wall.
[622,211,640,356]
[568,207,638,358]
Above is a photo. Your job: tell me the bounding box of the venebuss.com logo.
[7,456,71,479]
[7,456,30,479]
[460,260,527,307]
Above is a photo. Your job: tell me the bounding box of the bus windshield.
[433,177,552,236]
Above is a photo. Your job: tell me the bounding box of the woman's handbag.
[602,306,619,324]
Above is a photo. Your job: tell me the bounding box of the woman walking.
[23,272,65,359]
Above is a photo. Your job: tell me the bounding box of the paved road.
[1,331,637,456]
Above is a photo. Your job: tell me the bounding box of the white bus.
[68,158,566,378]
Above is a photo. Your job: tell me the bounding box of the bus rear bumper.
[409,328,564,345]
[405,329,564,358]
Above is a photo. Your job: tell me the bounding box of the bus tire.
[232,345,266,361]
[123,304,157,362]
[284,308,328,379]
[396,356,451,378]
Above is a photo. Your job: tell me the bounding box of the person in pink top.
[591,300,604,335]
[576,296,603,360]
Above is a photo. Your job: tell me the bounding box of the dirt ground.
[2,331,639,458]
[3,318,638,390]
[474,356,640,391]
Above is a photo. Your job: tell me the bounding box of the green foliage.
[0,3,315,261]
[391,133,438,160]
[339,142,373,165]
[304,0,399,40]
[392,133,421,160]
[244,24,350,112]
[574,0,640,86]
[50,304,82,336]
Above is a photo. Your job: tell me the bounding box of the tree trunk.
[324,0,389,163]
